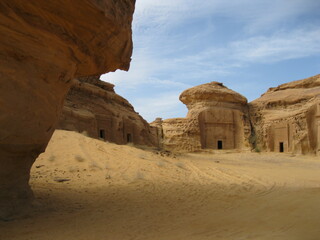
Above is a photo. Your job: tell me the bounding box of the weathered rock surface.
[153,76,320,155]
[180,81,247,109]
[249,74,320,154]
[0,0,135,218]
[152,82,252,152]
[57,76,159,147]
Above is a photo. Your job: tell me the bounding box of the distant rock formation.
[249,74,320,155]
[57,76,159,147]
[0,0,135,218]
[151,82,252,152]
[152,75,320,155]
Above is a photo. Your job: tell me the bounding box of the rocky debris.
[57,76,159,147]
[0,0,135,218]
[153,150,177,158]
[249,74,320,154]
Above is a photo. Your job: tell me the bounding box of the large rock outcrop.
[152,75,320,155]
[152,82,252,152]
[57,76,159,147]
[0,0,135,217]
[249,75,320,155]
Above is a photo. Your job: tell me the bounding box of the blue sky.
[102,0,320,122]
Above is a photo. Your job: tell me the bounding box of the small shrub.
[105,174,112,179]
[175,162,186,169]
[157,161,165,167]
[126,142,134,147]
[68,166,78,173]
[254,146,261,153]
[75,155,85,162]
[135,171,144,180]
[81,131,88,137]
[89,161,102,170]
[249,134,256,145]
[48,155,56,162]
[105,163,110,170]
[138,154,146,160]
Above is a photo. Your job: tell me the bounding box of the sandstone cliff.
[152,82,252,152]
[249,74,320,155]
[154,76,320,155]
[0,0,135,218]
[57,76,158,147]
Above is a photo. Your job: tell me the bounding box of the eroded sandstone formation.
[249,75,320,155]
[152,82,252,152]
[153,76,320,155]
[57,76,159,147]
[0,0,135,217]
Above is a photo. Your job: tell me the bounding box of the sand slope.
[1,130,320,239]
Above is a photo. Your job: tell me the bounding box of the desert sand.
[1,130,320,240]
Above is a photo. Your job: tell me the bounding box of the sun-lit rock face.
[57,76,159,147]
[249,74,320,155]
[153,82,251,152]
[0,0,135,218]
[180,81,247,109]
[152,77,320,155]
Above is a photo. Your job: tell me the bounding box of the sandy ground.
[1,130,320,240]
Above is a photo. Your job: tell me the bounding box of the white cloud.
[104,0,320,88]
[101,0,320,121]
[230,28,320,62]
[132,91,188,122]
[167,26,320,69]
[134,0,320,34]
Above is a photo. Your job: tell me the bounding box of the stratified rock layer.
[0,0,135,218]
[249,75,320,155]
[57,76,159,147]
[152,82,251,152]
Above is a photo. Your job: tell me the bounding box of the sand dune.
[1,130,320,240]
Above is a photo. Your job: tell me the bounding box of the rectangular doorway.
[127,133,132,143]
[279,142,284,152]
[99,129,105,140]
[217,140,223,150]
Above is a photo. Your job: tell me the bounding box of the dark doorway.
[127,133,132,143]
[99,129,105,140]
[279,142,284,152]
[217,140,223,150]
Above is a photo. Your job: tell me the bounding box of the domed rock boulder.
[152,82,252,152]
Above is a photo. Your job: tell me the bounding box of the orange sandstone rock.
[152,82,251,152]
[0,0,135,218]
[57,76,159,147]
[153,76,320,155]
[249,74,320,154]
